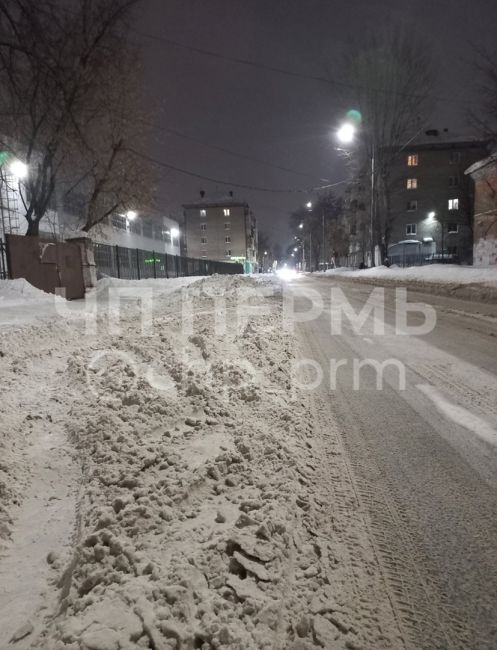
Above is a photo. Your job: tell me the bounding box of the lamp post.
[336,121,376,267]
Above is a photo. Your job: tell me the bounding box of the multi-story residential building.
[466,154,497,267]
[387,129,489,263]
[183,191,257,273]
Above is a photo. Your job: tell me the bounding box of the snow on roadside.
[1,275,401,649]
[323,264,497,288]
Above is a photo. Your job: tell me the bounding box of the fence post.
[164,253,168,279]
[115,245,120,279]
[175,255,179,277]
[136,248,140,280]
[152,251,157,279]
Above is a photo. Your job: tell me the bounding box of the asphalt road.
[291,275,497,650]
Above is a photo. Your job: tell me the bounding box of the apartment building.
[183,191,257,273]
[387,130,488,263]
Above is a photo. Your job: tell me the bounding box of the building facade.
[387,130,488,263]
[183,192,257,273]
[466,155,497,267]
[0,173,180,256]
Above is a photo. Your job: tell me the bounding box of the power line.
[133,28,475,107]
[127,146,348,194]
[136,118,331,183]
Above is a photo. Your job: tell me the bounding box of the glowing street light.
[336,123,356,145]
[126,210,137,220]
[9,159,28,180]
[306,201,313,209]
[299,223,303,229]
[293,247,298,252]
[170,227,180,240]
[428,211,436,219]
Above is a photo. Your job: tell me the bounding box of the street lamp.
[306,201,313,209]
[170,227,180,241]
[336,123,356,145]
[336,119,375,266]
[126,210,137,220]
[9,159,28,180]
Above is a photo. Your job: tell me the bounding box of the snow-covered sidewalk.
[322,265,497,300]
[0,275,402,649]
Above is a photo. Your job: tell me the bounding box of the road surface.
[291,275,497,650]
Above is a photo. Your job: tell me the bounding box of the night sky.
[136,0,497,245]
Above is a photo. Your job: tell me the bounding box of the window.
[449,176,459,187]
[407,200,418,212]
[447,223,459,233]
[200,237,207,244]
[225,236,231,243]
[406,223,417,235]
[129,219,142,235]
[200,209,206,217]
[142,221,153,238]
[223,208,230,216]
[406,178,418,189]
[448,198,459,210]
[200,223,207,231]
[112,214,127,230]
[225,250,231,257]
[407,154,419,166]
[224,222,231,230]
[449,151,461,164]
[154,226,165,241]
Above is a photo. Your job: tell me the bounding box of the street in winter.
[1,2,497,650]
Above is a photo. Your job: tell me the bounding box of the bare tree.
[339,28,435,263]
[0,0,144,236]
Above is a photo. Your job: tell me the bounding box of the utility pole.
[370,146,376,267]
[322,211,325,269]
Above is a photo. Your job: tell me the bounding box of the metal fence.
[0,239,8,279]
[93,242,243,280]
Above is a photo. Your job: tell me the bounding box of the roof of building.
[465,153,497,177]
[406,128,489,151]
[183,192,248,209]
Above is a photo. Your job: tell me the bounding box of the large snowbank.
[0,274,399,649]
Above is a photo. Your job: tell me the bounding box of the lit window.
[200,237,207,244]
[447,223,459,233]
[200,223,207,231]
[407,178,418,190]
[407,154,418,166]
[201,255,207,258]
[223,208,230,216]
[200,209,206,217]
[407,200,418,212]
[406,223,417,235]
[448,199,459,210]
[225,236,231,243]
[449,176,459,187]
[224,222,231,229]
[449,152,461,164]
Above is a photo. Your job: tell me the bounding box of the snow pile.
[0,278,64,306]
[324,264,497,287]
[95,276,205,297]
[19,275,397,649]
